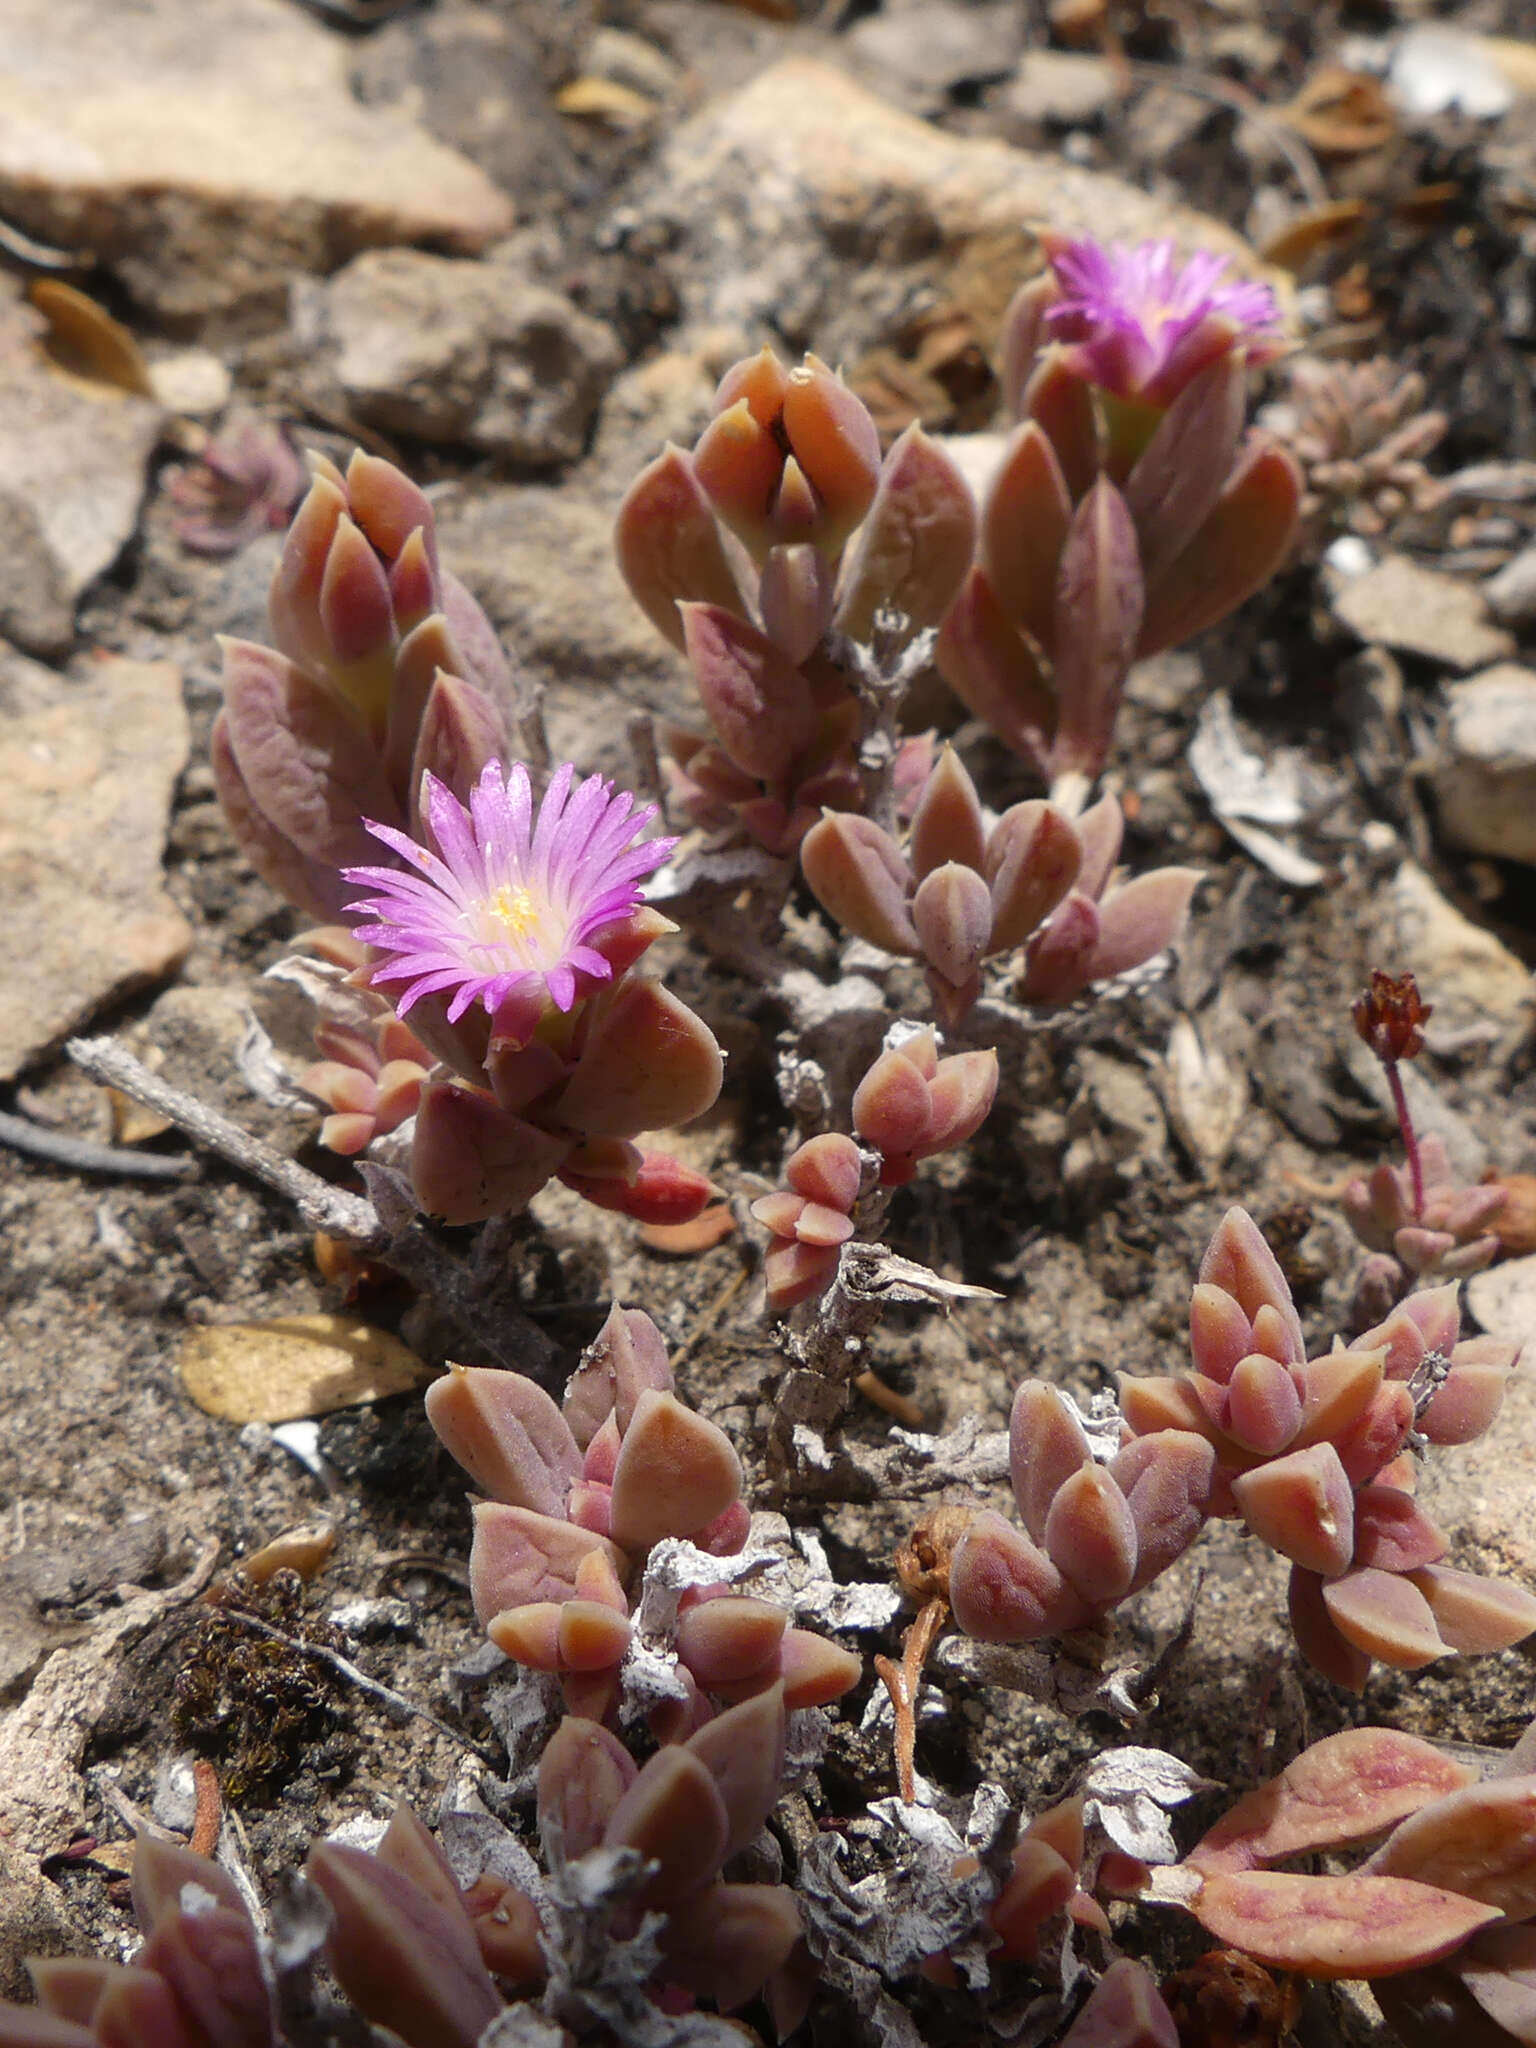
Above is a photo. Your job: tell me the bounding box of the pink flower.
[344,760,675,1043]
[1042,236,1284,407]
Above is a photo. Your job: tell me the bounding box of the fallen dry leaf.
[554,76,658,130]
[178,1313,430,1424]
[28,279,156,398]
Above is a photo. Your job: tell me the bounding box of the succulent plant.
[751,1033,998,1311]
[428,1302,859,1723]
[616,347,976,855]
[1261,354,1447,552]
[937,234,1301,795]
[1121,1207,1532,1689]
[800,751,1198,1023]
[213,449,517,922]
[1170,1718,1536,2044]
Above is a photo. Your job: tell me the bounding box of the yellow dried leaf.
[28,279,155,398]
[554,76,658,129]
[178,1314,430,1424]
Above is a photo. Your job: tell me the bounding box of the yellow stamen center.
[490,884,539,941]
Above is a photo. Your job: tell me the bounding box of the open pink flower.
[1042,235,1284,407]
[344,760,675,1043]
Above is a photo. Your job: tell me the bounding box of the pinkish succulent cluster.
[306,1694,808,2032]
[298,980,431,1156]
[427,1304,859,1725]
[1169,1719,1536,2042]
[1343,1131,1508,1287]
[166,418,308,557]
[937,235,1301,790]
[947,1382,1215,1645]
[8,1834,274,2048]
[616,347,975,854]
[213,449,517,922]
[802,752,1197,1020]
[1121,1207,1533,1689]
[752,1034,998,1311]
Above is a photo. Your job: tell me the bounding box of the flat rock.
[637,56,1278,365]
[434,485,688,769]
[1382,861,1532,1041]
[1331,553,1515,670]
[1433,664,1536,865]
[1005,49,1118,128]
[0,0,514,324]
[0,288,161,658]
[305,250,622,466]
[0,655,192,1080]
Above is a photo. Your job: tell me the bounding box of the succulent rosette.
[939,233,1300,792]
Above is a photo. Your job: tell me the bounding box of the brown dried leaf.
[177,1314,429,1423]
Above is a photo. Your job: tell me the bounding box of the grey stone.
[0,287,162,658]
[1005,50,1117,128]
[311,250,622,467]
[1433,664,1536,866]
[0,654,191,1080]
[848,3,1024,107]
[0,0,514,324]
[633,56,1281,367]
[433,486,688,773]
[1331,553,1516,670]
[1382,860,1532,1042]
[1484,543,1536,625]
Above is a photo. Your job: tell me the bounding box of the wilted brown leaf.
[178,1314,430,1423]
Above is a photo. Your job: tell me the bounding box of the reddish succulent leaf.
[563,1303,673,1449]
[1189,1281,1259,1385]
[555,979,723,1141]
[852,1044,933,1159]
[306,1840,500,2048]
[836,422,977,641]
[1407,1564,1536,1656]
[1059,1958,1179,2047]
[775,1628,861,1709]
[800,812,918,956]
[685,1684,788,1858]
[208,710,352,922]
[130,1833,249,1936]
[1198,1209,1304,1362]
[1015,891,1101,1006]
[1021,353,1102,504]
[86,1972,195,2048]
[538,1717,637,1861]
[1110,1430,1216,1589]
[1232,1443,1354,1578]
[1223,1353,1302,1456]
[614,445,746,649]
[1367,1777,1536,1919]
[1419,1350,1516,1446]
[425,1364,580,1517]
[950,1509,1091,1642]
[1352,1487,1449,1574]
[220,638,403,867]
[1136,437,1302,657]
[679,602,818,782]
[677,1598,788,1688]
[140,1908,273,2048]
[979,421,1073,648]
[1124,353,1246,584]
[991,1839,1078,1961]
[1009,1381,1091,1540]
[1448,1923,1536,2044]
[1323,1568,1446,1671]
[604,1745,730,1906]
[1192,1869,1501,1979]
[468,1503,628,1622]
[660,1883,803,2012]
[1049,479,1144,781]
[1187,1728,1479,1876]
[412,1082,573,1224]
[912,862,992,990]
[1288,1565,1372,1692]
[1043,1464,1138,1607]
[608,1390,742,1553]
[985,801,1083,954]
[934,566,1057,781]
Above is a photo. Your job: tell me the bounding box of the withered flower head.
[1353,969,1430,1066]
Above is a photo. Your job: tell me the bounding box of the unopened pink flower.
[1043,236,1284,407]
[345,760,675,1040]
